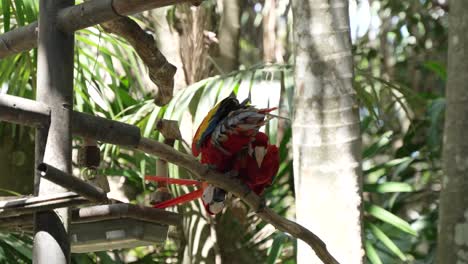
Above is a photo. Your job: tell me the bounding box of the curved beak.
[254,146,267,168]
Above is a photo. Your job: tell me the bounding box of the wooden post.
[33,0,75,263]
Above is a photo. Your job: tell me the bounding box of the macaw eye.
[212,188,226,202]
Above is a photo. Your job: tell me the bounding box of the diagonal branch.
[101,17,177,106]
[136,138,340,264]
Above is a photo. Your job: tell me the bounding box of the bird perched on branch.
[192,95,278,214]
[147,95,279,215]
[233,132,279,195]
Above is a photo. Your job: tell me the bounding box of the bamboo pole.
[33,0,75,263]
[0,0,197,58]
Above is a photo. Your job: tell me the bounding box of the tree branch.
[101,17,177,106]
[136,138,340,264]
[0,0,197,58]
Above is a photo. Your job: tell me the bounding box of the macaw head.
[192,96,249,156]
[201,184,226,215]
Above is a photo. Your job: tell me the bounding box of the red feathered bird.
[234,132,279,195]
[147,95,279,214]
[192,96,274,171]
[192,96,278,213]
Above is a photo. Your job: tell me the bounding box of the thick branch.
[0,0,197,58]
[136,138,339,264]
[101,17,176,106]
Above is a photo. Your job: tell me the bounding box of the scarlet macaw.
[233,132,279,195]
[147,95,279,214]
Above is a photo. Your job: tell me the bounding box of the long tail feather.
[258,107,278,113]
[153,189,204,209]
[145,176,201,186]
[265,112,290,121]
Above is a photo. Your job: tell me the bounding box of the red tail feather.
[145,176,201,186]
[153,189,204,209]
[258,107,278,113]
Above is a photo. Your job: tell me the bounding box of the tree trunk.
[262,0,276,63]
[212,0,240,73]
[178,3,214,84]
[291,1,363,263]
[437,0,468,262]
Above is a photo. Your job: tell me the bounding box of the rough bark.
[437,0,468,262]
[262,0,276,63]
[291,1,363,263]
[211,0,240,73]
[178,3,214,84]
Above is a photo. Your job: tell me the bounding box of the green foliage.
[0,0,448,263]
[352,1,447,262]
[0,233,32,263]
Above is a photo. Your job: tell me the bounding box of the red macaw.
[147,95,279,214]
[192,96,275,171]
[233,132,279,195]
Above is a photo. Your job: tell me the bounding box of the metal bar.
[0,192,89,218]
[71,111,141,147]
[33,0,75,263]
[37,163,108,203]
[0,94,50,127]
[0,0,197,58]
